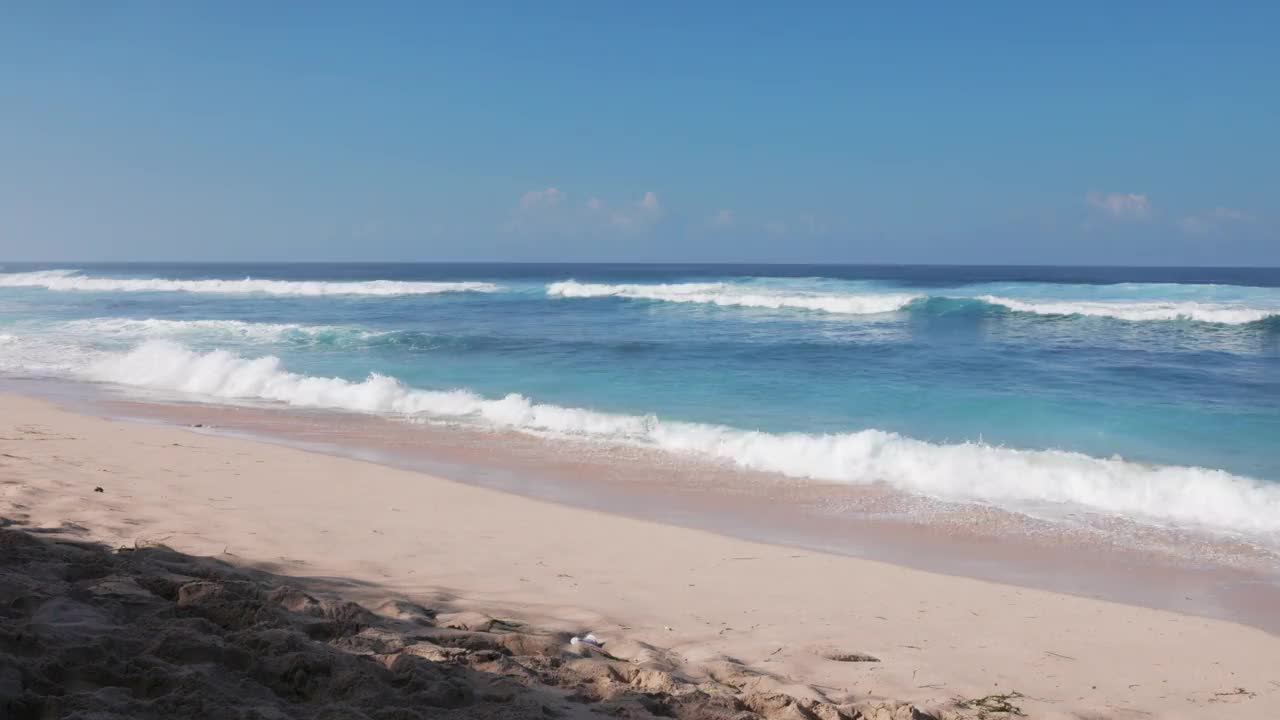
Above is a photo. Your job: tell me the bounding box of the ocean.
[2,262,1278,551]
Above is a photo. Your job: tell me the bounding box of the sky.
[1,2,1277,265]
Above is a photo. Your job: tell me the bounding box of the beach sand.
[1,393,1277,719]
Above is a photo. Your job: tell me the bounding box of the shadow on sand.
[0,518,942,720]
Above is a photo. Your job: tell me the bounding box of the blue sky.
[1,2,1276,265]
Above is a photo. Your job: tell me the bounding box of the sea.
[2,262,1279,562]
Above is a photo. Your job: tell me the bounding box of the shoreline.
[2,391,1279,718]
[20,377,1279,636]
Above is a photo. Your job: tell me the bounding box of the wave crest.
[544,279,1279,325]
[58,318,384,345]
[978,296,1278,325]
[0,270,498,297]
[81,340,1280,537]
[547,280,920,315]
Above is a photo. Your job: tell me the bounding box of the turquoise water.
[2,263,1278,542]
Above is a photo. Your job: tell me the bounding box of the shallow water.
[2,262,1278,549]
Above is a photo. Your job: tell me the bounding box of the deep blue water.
[2,263,1278,540]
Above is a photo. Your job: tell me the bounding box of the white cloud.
[1177,216,1211,235]
[1209,206,1254,222]
[707,209,734,229]
[1086,191,1151,220]
[610,191,664,230]
[1178,206,1255,235]
[507,188,664,234]
[519,187,566,210]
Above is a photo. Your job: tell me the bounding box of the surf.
[54,317,389,346]
[547,280,922,315]
[76,340,1280,540]
[974,295,1278,324]
[0,269,498,296]
[545,279,1280,325]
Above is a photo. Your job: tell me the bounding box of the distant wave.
[546,280,1279,326]
[976,296,1278,325]
[54,317,597,354]
[58,318,384,345]
[0,270,498,296]
[77,339,1280,537]
[547,280,921,315]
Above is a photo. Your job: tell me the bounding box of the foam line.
[0,270,497,296]
[547,280,920,315]
[80,340,1280,537]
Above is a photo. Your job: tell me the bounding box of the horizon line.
[4,260,1280,271]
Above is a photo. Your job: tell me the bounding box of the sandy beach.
[2,393,1278,719]
[7,2,1279,717]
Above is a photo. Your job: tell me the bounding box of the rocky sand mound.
[0,524,947,720]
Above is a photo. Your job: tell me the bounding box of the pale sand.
[1,393,1277,719]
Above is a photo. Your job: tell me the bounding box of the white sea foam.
[0,270,497,296]
[547,280,920,315]
[0,334,104,376]
[544,279,1279,324]
[58,317,379,343]
[977,295,1278,325]
[80,340,1280,538]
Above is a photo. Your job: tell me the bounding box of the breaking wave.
[57,318,383,345]
[976,296,1278,325]
[80,340,1280,537]
[546,280,1280,325]
[0,270,498,296]
[547,280,921,315]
